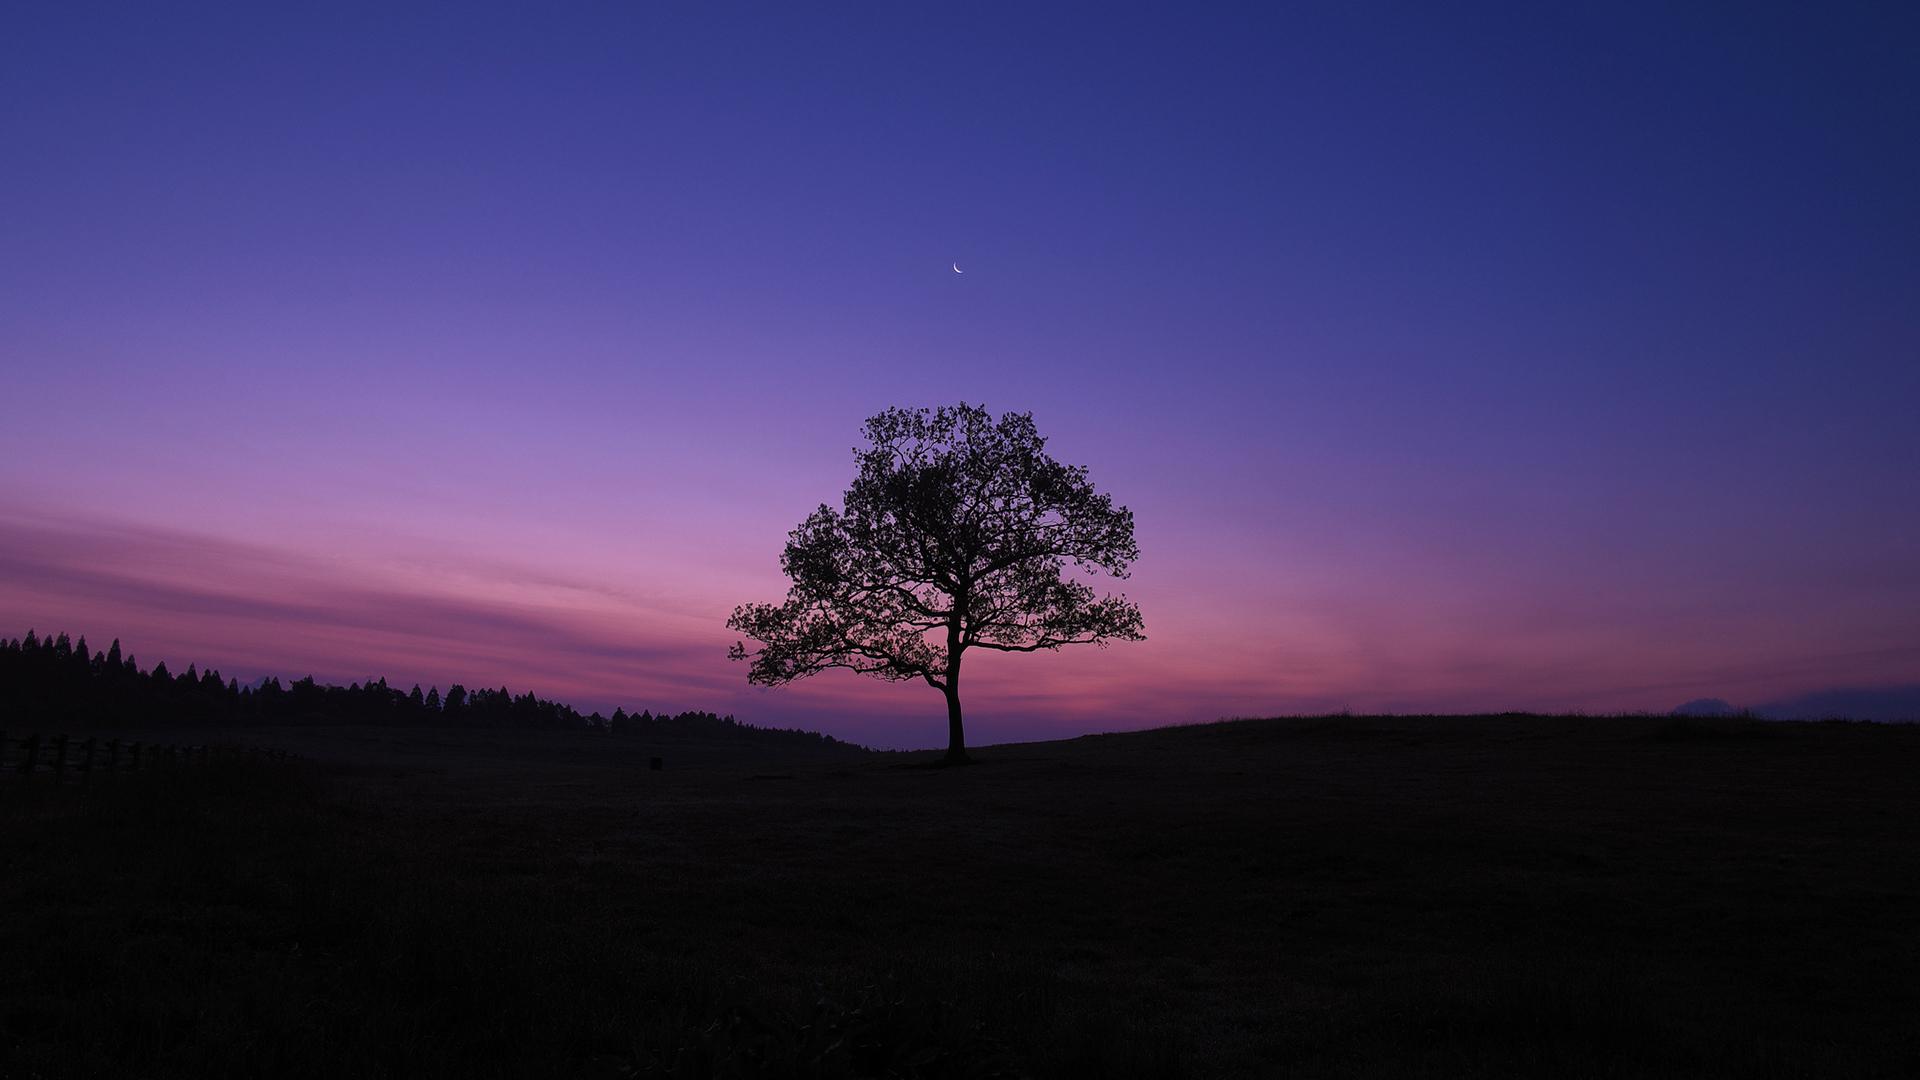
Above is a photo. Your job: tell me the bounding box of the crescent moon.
[952,262,964,274]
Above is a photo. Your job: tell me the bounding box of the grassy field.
[3,714,1918,1078]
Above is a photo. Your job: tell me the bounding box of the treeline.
[0,630,851,749]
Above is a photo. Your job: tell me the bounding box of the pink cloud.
[3,498,1917,750]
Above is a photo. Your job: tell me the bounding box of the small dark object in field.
[894,755,980,770]
[746,773,795,781]
[649,756,663,771]
[1652,715,1767,742]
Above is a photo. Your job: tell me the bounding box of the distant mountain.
[1671,688,1920,722]
[1671,698,1741,717]
[1754,686,1920,722]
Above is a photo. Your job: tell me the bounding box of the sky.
[2,2,1916,747]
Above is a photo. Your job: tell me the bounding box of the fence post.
[21,734,39,775]
[52,734,69,779]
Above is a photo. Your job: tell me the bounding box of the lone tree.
[728,404,1144,763]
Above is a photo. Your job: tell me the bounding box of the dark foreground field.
[4,715,1918,1078]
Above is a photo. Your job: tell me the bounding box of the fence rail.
[0,731,295,782]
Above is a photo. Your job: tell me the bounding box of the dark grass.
[4,714,1919,1077]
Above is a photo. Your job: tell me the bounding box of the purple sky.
[3,4,1916,747]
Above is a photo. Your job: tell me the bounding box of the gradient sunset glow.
[3,5,1916,747]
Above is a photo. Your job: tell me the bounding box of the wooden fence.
[0,732,294,782]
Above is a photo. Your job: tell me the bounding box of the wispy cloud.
[0,508,1184,744]
[5,502,1918,748]
[0,510,722,703]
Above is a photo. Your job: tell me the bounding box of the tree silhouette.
[728,404,1144,763]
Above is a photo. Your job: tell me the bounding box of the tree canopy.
[728,404,1144,761]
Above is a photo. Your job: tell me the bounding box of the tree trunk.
[943,617,969,764]
[943,685,968,764]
